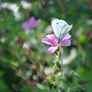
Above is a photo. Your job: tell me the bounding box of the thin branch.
[57,0,66,14]
[72,2,83,52]
[38,0,47,9]
[21,47,51,91]
[3,0,22,20]
[0,0,1,5]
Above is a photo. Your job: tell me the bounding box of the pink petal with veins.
[48,46,58,53]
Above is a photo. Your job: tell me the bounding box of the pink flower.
[42,33,71,53]
[22,16,42,29]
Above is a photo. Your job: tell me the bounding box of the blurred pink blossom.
[22,16,41,29]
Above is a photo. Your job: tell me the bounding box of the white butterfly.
[51,18,73,43]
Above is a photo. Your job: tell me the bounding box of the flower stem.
[61,47,63,80]
[52,51,60,76]
[52,63,57,77]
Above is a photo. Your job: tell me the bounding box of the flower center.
[54,39,58,47]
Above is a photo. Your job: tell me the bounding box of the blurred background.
[0,0,92,92]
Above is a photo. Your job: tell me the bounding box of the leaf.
[85,84,92,92]
[0,80,10,92]
[56,61,61,69]
[0,71,4,78]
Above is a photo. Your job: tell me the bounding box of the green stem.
[52,51,60,77]
[57,51,60,61]
[61,47,63,80]
[52,63,57,77]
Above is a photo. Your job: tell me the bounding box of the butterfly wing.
[56,20,68,40]
[60,24,73,42]
[51,18,73,43]
[51,18,60,39]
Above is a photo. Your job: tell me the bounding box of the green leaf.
[56,61,61,69]
[0,80,10,92]
[0,71,4,78]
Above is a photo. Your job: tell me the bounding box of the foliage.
[0,0,92,92]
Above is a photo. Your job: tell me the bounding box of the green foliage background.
[0,0,92,92]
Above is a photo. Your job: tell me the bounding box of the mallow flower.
[42,33,71,53]
[22,16,42,29]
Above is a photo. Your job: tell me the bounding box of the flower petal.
[22,22,31,28]
[29,16,35,23]
[63,33,71,40]
[60,39,71,46]
[48,46,58,53]
[46,34,58,46]
[42,38,53,45]
[46,34,56,40]
[29,17,36,28]
[36,19,42,24]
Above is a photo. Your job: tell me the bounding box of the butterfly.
[51,18,73,43]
